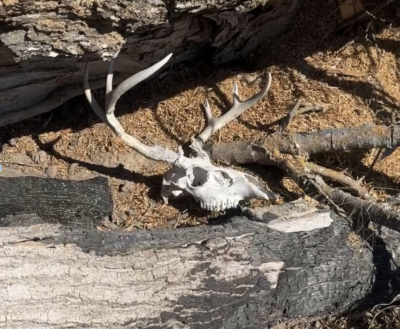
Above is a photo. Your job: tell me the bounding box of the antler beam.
[84,54,179,163]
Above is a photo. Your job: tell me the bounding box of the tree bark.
[0,199,379,329]
[0,0,302,127]
[205,124,400,166]
[0,176,112,228]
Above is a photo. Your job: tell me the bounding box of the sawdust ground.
[1,0,400,325]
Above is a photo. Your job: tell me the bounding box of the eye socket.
[189,167,208,186]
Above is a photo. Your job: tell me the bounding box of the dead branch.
[0,0,302,126]
[313,176,400,233]
[235,141,399,232]
[273,99,325,135]
[0,77,126,127]
[207,124,400,165]
[0,205,376,329]
[303,161,373,200]
[0,176,112,228]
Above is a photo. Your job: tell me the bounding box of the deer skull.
[84,53,275,212]
[161,155,276,211]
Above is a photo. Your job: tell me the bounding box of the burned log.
[0,0,302,126]
[0,199,379,328]
[0,176,112,229]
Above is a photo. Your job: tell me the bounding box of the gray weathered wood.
[0,0,302,126]
[206,124,400,165]
[0,199,378,328]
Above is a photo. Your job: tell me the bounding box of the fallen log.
[0,199,378,328]
[0,176,112,228]
[0,0,302,126]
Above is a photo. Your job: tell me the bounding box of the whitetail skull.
[84,53,276,211]
[161,155,276,211]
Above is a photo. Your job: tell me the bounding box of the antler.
[196,73,272,144]
[83,53,179,163]
[84,56,276,210]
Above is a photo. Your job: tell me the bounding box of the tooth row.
[200,200,238,211]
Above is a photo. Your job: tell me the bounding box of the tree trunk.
[0,0,302,127]
[0,197,390,328]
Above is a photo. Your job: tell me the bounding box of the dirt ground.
[1,0,400,327]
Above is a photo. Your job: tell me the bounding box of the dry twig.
[300,159,373,200]
[251,146,399,232]
[273,99,325,134]
[313,176,400,232]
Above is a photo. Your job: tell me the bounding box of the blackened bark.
[0,176,112,228]
[0,199,376,328]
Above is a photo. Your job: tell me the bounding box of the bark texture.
[0,0,302,126]
[0,176,112,228]
[0,199,376,329]
[206,124,400,165]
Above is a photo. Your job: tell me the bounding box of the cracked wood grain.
[0,199,375,328]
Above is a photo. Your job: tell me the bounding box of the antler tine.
[202,99,214,123]
[83,62,109,124]
[83,54,179,163]
[197,72,272,144]
[105,59,114,106]
[106,53,173,115]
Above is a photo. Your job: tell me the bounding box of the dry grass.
[0,0,400,325]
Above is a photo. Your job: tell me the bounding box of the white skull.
[161,155,276,211]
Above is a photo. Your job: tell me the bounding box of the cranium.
[84,53,276,211]
[161,154,276,211]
